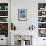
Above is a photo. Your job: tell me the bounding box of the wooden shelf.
[38,10,46,11]
[0,10,8,11]
[38,16,46,17]
[38,28,46,29]
[0,22,8,23]
[38,22,46,23]
[0,16,8,17]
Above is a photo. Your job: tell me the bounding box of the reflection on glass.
[38,11,46,16]
[38,3,46,10]
[38,23,46,28]
[38,17,46,22]
[39,29,46,37]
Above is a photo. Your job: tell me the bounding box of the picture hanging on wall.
[18,9,27,21]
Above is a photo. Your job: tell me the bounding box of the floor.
[0,45,8,46]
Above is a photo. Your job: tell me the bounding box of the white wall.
[11,0,38,45]
[11,0,46,46]
[11,0,46,30]
[11,0,38,30]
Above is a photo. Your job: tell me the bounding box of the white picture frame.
[18,9,27,21]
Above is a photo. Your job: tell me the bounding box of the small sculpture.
[11,23,16,30]
[29,25,35,30]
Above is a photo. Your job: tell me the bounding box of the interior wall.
[11,0,38,30]
[11,0,46,46]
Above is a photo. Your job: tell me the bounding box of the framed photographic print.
[18,9,27,21]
